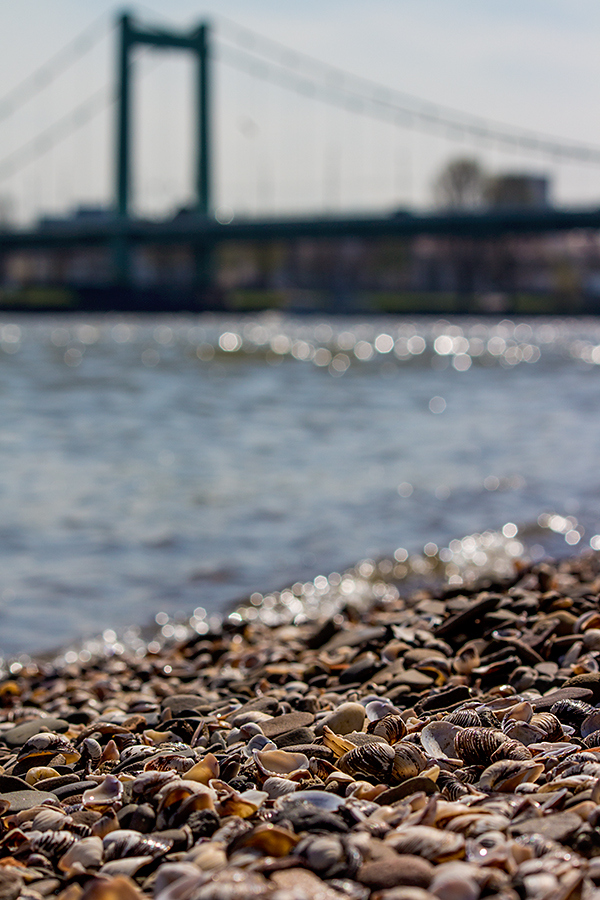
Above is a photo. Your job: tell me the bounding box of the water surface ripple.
[0,313,598,657]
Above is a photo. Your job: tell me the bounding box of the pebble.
[358,853,434,890]
[2,552,600,900]
[315,702,367,736]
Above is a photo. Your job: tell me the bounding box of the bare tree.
[433,158,487,209]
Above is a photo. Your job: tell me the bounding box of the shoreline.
[1,552,600,897]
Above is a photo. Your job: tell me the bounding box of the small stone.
[270,868,347,900]
[510,811,582,843]
[3,717,70,747]
[358,852,434,890]
[0,789,58,811]
[160,695,204,715]
[261,711,315,739]
[315,702,366,736]
[274,726,316,748]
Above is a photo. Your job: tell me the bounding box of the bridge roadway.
[2,206,600,252]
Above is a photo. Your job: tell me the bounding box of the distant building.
[486,174,550,209]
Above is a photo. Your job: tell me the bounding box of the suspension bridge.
[1,10,600,312]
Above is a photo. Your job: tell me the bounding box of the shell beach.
[3,552,600,899]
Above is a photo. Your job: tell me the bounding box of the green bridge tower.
[114,12,211,287]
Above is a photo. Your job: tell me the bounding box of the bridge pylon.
[114,12,212,289]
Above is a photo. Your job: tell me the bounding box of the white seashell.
[273,789,346,811]
[581,710,600,739]
[82,774,124,808]
[365,700,400,722]
[421,721,463,761]
[58,836,104,874]
[253,748,309,775]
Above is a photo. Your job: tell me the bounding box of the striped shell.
[443,709,481,728]
[17,733,80,764]
[454,728,509,766]
[550,698,595,731]
[366,714,407,744]
[391,742,428,783]
[529,712,563,741]
[490,738,533,762]
[337,742,395,783]
[385,826,465,863]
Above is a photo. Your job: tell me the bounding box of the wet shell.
[254,749,309,777]
[475,708,502,729]
[17,733,80,764]
[420,721,463,760]
[337,742,395,783]
[550,698,595,731]
[580,710,600,739]
[82,774,124,809]
[529,712,563,741]
[58,835,104,874]
[366,714,407,744]
[490,738,533,762]
[454,728,509,766]
[103,829,173,861]
[583,729,600,748]
[385,825,465,862]
[444,709,481,728]
[478,759,544,792]
[28,829,78,858]
[391,742,428,783]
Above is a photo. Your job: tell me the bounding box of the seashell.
[294,833,360,879]
[253,748,309,776]
[454,728,509,766]
[273,789,346,812]
[337,742,394,783]
[155,780,216,818]
[529,712,563,741]
[79,737,103,772]
[580,710,600,739]
[502,700,533,724]
[243,734,276,756]
[490,738,532,762]
[262,776,298,799]
[30,807,69,832]
[366,714,407,744]
[228,823,299,857]
[28,829,77,858]
[91,809,121,838]
[103,829,173,861]
[550,698,595,731]
[82,774,124,809]
[475,708,502,729]
[453,644,480,675]
[58,835,104,874]
[365,700,400,722]
[99,856,155,878]
[309,757,338,781]
[25,766,61,786]
[132,770,178,800]
[186,753,220,784]
[583,729,600,748]
[143,753,193,775]
[321,725,357,758]
[391,742,429,783]
[443,709,481,728]
[385,825,465,862]
[420,722,463,761]
[478,759,544,792]
[17,732,80,764]
[501,721,545,746]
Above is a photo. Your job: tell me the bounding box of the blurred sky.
[1,0,600,223]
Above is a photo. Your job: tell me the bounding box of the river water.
[1,312,600,659]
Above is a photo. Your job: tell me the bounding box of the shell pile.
[4,555,600,899]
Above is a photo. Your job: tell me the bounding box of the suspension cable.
[0,13,114,126]
[214,19,600,166]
